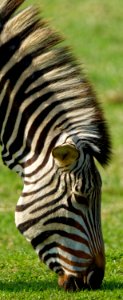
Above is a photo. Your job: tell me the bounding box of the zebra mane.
[0,0,111,166]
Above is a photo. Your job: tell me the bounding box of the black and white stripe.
[0,0,111,291]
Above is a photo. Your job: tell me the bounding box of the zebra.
[0,0,111,292]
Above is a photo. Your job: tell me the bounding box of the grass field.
[0,0,123,299]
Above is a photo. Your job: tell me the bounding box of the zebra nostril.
[63,276,76,291]
[58,274,84,291]
[87,267,104,290]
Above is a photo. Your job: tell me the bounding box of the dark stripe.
[31,230,89,249]
[23,161,55,185]
[43,252,89,268]
[16,172,61,212]
[39,242,90,260]
[49,261,61,272]
[0,81,11,135]
[9,133,59,170]
[0,17,39,69]
[0,37,21,69]
[44,216,87,238]
[8,92,54,156]
[67,196,94,245]
[39,242,57,258]
[87,207,100,252]
[18,204,68,233]
[2,54,32,148]
[0,0,25,26]
[21,172,57,197]
[25,78,49,98]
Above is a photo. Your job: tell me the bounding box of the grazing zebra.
[0,0,111,291]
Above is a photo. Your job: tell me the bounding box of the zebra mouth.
[58,273,85,291]
[58,268,104,291]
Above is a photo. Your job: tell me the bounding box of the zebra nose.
[86,267,104,289]
[58,273,84,291]
[58,266,104,291]
[58,268,104,291]
[86,251,105,289]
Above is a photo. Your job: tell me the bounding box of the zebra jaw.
[52,143,80,167]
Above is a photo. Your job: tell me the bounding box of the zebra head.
[16,137,106,292]
[51,140,105,291]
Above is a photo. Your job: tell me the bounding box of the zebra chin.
[58,267,104,291]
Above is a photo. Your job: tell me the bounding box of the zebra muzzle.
[58,273,85,292]
[58,266,104,291]
[86,267,104,290]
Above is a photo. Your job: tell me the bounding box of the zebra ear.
[52,143,80,166]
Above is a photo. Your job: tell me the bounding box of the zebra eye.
[74,194,89,206]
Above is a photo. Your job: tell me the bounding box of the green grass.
[0,0,123,299]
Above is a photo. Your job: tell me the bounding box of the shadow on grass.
[102,280,123,290]
[0,279,122,292]
[0,278,58,292]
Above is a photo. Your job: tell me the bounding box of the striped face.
[16,141,105,291]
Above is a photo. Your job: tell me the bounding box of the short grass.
[0,0,123,299]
